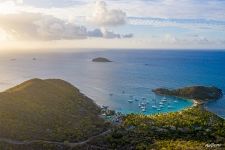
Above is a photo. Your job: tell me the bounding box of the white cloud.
[0,12,88,40]
[0,12,132,40]
[0,0,23,4]
[88,1,127,27]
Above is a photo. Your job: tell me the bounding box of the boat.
[141,106,145,109]
[157,108,161,111]
[141,108,146,112]
[159,105,164,108]
[138,103,141,107]
[161,97,167,102]
[135,98,139,101]
[174,100,178,103]
[159,102,164,105]
[141,102,146,106]
[128,99,133,103]
[152,95,157,109]
[152,105,157,109]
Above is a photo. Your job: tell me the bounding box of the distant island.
[153,86,223,104]
[92,57,112,62]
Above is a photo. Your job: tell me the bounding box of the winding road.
[0,129,111,148]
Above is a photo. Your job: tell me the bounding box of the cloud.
[122,33,133,38]
[0,12,88,40]
[0,12,132,40]
[88,1,127,27]
[128,17,225,30]
[87,29,103,38]
[88,28,133,39]
[0,0,23,4]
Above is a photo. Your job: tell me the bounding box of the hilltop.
[0,79,108,142]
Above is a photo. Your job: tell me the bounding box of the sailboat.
[142,108,146,112]
[152,95,157,109]
[159,104,164,108]
[138,103,141,107]
[161,96,167,102]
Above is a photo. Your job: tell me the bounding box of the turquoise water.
[0,50,224,117]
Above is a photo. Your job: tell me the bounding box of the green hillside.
[88,106,225,150]
[0,79,107,142]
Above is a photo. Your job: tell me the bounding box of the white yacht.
[152,105,157,109]
[128,99,133,103]
[142,108,146,112]
[159,105,164,108]
[161,97,167,102]
[138,103,141,107]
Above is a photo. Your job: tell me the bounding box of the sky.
[0,0,225,51]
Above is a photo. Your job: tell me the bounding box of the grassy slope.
[0,79,107,142]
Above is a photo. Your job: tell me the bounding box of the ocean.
[0,50,224,117]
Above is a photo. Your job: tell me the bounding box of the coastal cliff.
[152,86,223,103]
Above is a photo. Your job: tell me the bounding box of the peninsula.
[152,86,223,104]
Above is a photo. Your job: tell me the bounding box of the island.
[152,86,223,104]
[92,57,112,62]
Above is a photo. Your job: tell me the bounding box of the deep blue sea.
[0,50,224,118]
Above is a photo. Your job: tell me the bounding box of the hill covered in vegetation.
[153,86,223,102]
[0,79,108,142]
[88,106,225,150]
